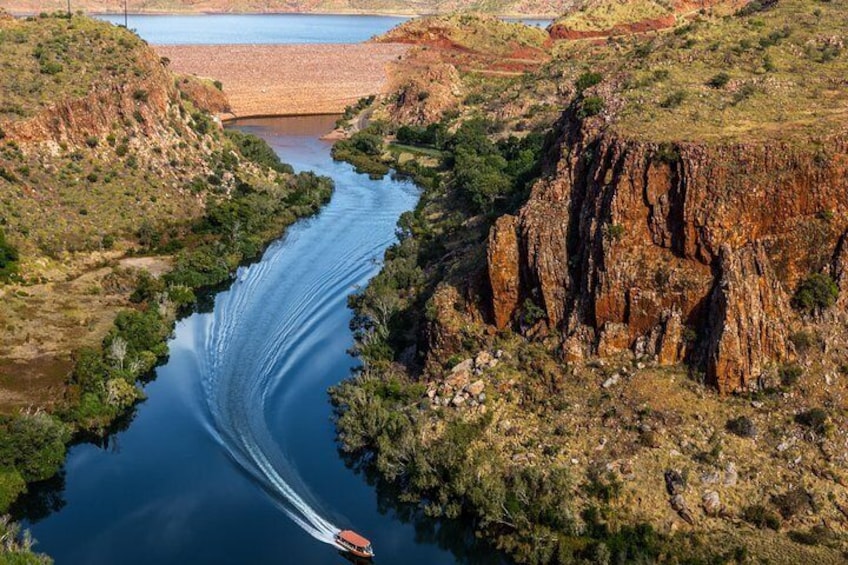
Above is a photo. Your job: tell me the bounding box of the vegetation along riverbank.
[0,11,332,560]
[331,3,848,563]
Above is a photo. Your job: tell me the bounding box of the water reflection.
[18,115,509,564]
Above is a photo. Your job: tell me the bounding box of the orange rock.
[485,109,848,393]
[487,214,521,329]
[704,244,792,392]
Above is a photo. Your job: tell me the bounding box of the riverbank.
[155,43,409,117]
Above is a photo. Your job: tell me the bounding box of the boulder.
[445,359,473,388]
[466,380,485,396]
[601,373,620,389]
[670,494,695,525]
[701,491,722,516]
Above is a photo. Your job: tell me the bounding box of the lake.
[95,13,549,44]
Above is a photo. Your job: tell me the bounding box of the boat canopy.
[338,530,371,550]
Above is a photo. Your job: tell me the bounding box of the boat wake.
[190,168,415,547]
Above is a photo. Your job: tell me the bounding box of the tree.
[108,336,128,370]
[791,273,838,315]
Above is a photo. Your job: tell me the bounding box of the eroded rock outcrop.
[487,110,848,392]
[703,244,792,392]
[487,215,522,329]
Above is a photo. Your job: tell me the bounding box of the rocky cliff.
[487,110,848,392]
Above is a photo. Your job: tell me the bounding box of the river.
[18,116,506,564]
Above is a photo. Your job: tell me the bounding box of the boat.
[334,529,374,559]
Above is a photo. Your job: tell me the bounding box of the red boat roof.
[338,530,371,548]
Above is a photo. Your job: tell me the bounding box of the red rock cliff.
[487,110,848,393]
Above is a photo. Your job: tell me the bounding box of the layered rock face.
[487,112,848,392]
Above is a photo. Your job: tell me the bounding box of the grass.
[0,14,217,261]
[552,0,673,32]
[388,142,446,158]
[0,13,150,121]
[601,0,848,142]
[377,13,550,57]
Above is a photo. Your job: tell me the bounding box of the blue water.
[97,14,409,44]
[20,116,507,564]
[94,13,549,44]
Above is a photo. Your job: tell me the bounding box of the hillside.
[548,0,743,38]
[330,1,848,562]
[5,0,574,18]
[0,10,333,525]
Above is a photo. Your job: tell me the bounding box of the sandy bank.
[155,43,408,118]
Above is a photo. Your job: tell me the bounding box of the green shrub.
[130,270,166,304]
[39,60,62,75]
[0,229,20,282]
[463,92,485,105]
[224,129,293,174]
[108,308,170,358]
[395,123,446,147]
[654,142,680,164]
[659,90,687,108]
[70,347,108,393]
[795,407,828,434]
[726,415,757,438]
[350,132,384,156]
[521,298,546,326]
[779,363,803,387]
[742,504,781,529]
[732,83,758,105]
[190,111,213,135]
[605,224,625,241]
[788,525,832,546]
[0,413,71,483]
[0,468,26,512]
[789,331,818,354]
[707,72,730,88]
[575,71,603,92]
[772,487,812,519]
[791,273,838,315]
[578,96,605,118]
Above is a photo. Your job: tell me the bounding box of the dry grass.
[552,0,673,31]
[0,256,170,412]
[451,332,848,560]
[0,13,148,121]
[376,13,551,55]
[552,0,848,142]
